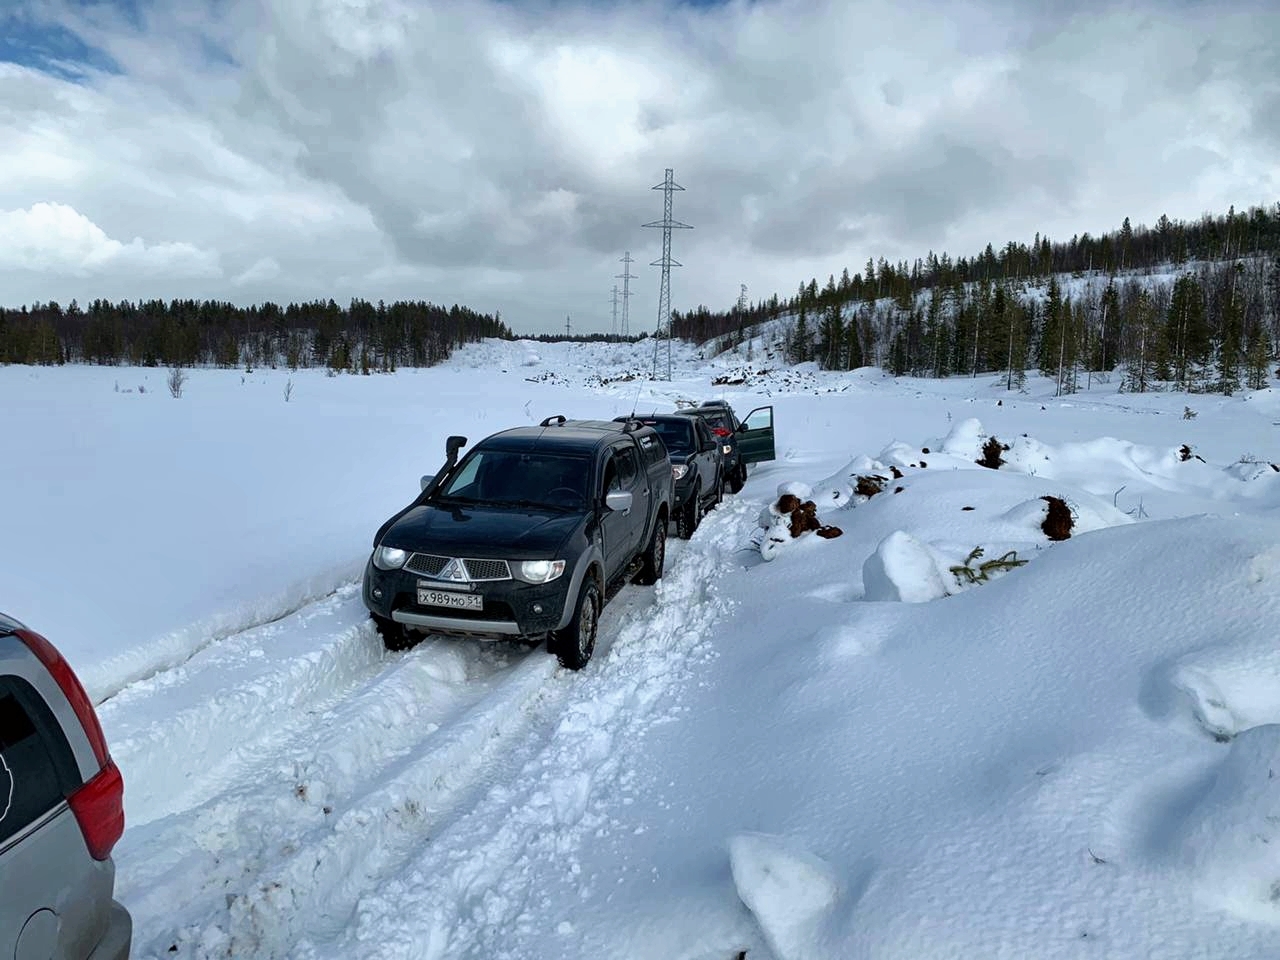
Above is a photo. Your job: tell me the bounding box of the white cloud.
[232,256,281,286]
[2,0,1277,333]
[0,201,220,277]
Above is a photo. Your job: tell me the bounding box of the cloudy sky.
[2,0,1277,335]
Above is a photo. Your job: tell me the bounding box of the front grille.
[405,552,512,582]
[405,553,448,577]
[464,558,511,581]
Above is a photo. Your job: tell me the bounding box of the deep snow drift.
[3,337,1280,959]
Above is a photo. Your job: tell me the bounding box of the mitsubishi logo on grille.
[439,558,470,582]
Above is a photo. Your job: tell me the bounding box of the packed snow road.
[100,531,730,959]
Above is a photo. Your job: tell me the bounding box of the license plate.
[417,587,483,611]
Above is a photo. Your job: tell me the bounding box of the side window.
[0,677,80,844]
[616,446,640,488]
[639,434,664,468]
[603,456,620,494]
[743,407,773,431]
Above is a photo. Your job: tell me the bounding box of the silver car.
[1,612,131,959]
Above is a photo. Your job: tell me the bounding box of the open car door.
[736,405,776,465]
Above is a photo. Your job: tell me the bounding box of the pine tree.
[1038,276,1063,377]
[1245,325,1271,390]
[845,310,865,369]
[816,302,844,369]
[791,307,811,363]
[1217,270,1244,395]
[1122,289,1160,393]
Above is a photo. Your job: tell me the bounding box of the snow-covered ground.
[3,339,1280,959]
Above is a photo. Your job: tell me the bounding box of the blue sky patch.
[0,12,122,79]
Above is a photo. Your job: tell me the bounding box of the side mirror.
[604,490,634,513]
[420,475,432,491]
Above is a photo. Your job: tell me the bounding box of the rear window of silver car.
[0,677,79,845]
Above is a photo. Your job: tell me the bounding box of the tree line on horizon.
[0,297,511,371]
[674,203,1280,395]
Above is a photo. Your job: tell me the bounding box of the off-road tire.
[373,613,418,652]
[676,484,702,539]
[728,463,746,494]
[633,514,667,585]
[549,577,600,670]
[711,471,726,509]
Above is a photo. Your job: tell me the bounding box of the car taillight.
[69,762,125,860]
[15,627,124,859]
[712,427,730,437]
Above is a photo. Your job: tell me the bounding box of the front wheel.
[549,578,600,670]
[372,613,418,652]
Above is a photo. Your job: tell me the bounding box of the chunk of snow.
[1173,640,1280,741]
[729,832,840,960]
[941,417,985,457]
[777,480,814,500]
[862,530,950,603]
[1185,724,1280,925]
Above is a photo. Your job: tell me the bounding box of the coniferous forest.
[0,297,510,372]
[2,204,1278,392]
[673,203,1280,395]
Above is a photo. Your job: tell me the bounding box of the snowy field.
[3,337,1280,959]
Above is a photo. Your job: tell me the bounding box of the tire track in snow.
[307,530,732,960]
[101,584,384,828]
[112,579,649,959]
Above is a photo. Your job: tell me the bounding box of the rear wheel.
[633,515,667,585]
[549,578,600,670]
[372,613,418,652]
[728,463,746,494]
[711,471,726,509]
[676,484,702,539]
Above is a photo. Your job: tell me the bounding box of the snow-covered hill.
[3,342,1280,958]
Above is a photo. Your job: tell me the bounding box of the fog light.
[532,602,544,614]
[372,587,384,600]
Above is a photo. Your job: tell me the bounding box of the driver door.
[599,444,643,580]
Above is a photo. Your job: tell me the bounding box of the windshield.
[436,449,590,510]
[642,419,695,455]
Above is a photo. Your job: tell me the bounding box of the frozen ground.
[2,337,1280,958]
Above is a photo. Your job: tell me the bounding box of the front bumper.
[362,558,573,639]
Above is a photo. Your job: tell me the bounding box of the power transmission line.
[611,285,619,337]
[616,252,636,337]
[643,169,692,380]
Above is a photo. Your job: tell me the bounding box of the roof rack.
[539,415,568,427]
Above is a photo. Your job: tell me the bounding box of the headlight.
[722,444,732,455]
[519,559,566,583]
[672,464,688,480]
[373,545,409,570]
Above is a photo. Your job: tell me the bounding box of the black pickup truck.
[362,416,673,669]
